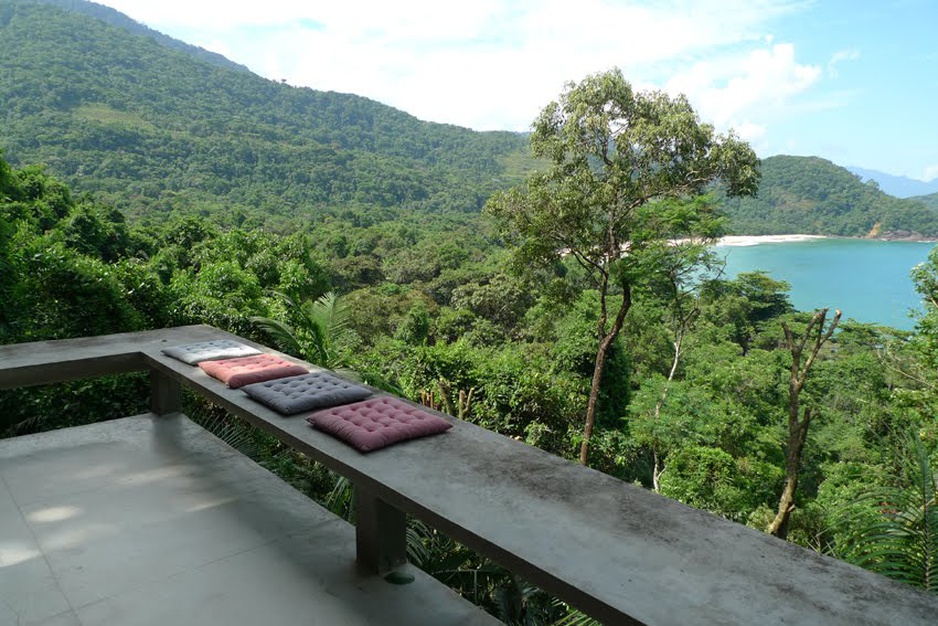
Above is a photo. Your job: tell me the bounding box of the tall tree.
[486,68,759,465]
[768,307,841,539]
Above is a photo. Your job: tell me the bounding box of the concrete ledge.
[0,326,222,389]
[3,326,938,625]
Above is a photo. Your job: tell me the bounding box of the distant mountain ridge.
[0,0,533,226]
[846,165,938,198]
[722,156,938,238]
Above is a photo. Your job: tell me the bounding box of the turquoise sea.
[717,239,937,331]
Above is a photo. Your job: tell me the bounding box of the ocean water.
[716,239,936,331]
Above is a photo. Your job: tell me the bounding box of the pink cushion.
[198,354,308,389]
[306,397,452,452]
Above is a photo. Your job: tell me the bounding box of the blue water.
[717,239,936,330]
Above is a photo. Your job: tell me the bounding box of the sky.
[92,0,938,181]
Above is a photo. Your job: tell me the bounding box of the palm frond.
[325,474,353,521]
[840,435,938,593]
[250,315,304,357]
[550,608,602,626]
[253,290,352,368]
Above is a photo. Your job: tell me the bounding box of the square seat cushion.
[198,354,308,389]
[240,372,371,415]
[161,340,262,365]
[306,396,453,452]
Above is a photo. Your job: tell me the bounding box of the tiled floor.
[0,415,498,626]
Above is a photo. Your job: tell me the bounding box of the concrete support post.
[150,370,182,416]
[355,487,407,575]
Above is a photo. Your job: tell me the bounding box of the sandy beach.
[716,234,828,247]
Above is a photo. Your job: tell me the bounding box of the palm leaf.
[250,314,305,358]
[253,290,352,368]
[840,435,938,593]
[551,608,602,626]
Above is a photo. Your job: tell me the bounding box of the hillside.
[722,156,938,237]
[911,192,938,210]
[0,0,533,226]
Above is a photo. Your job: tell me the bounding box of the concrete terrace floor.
[0,414,500,626]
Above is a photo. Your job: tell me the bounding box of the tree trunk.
[651,337,683,492]
[579,330,616,465]
[768,407,811,539]
[768,308,840,540]
[579,288,632,466]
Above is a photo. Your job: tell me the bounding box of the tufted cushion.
[161,340,262,365]
[240,372,371,415]
[198,354,308,389]
[306,396,452,452]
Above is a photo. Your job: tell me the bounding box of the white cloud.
[665,43,821,137]
[924,164,938,182]
[827,49,860,77]
[734,121,768,142]
[94,0,816,132]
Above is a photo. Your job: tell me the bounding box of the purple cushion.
[161,340,262,365]
[306,396,452,452]
[198,354,308,389]
[241,371,371,415]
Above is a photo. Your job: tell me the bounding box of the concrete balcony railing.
[1,325,937,625]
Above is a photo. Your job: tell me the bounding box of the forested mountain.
[722,156,938,237]
[0,0,532,227]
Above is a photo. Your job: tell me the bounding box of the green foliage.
[838,436,938,593]
[912,192,938,211]
[168,259,266,334]
[19,240,147,338]
[0,373,149,436]
[253,292,358,369]
[699,271,794,353]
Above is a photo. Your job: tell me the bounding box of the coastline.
[714,234,938,246]
[715,234,827,247]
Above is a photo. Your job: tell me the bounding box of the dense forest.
[16,0,252,72]
[913,192,938,211]
[2,1,938,623]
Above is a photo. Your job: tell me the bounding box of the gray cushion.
[240,372,371,415]
[161,340,262,365]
